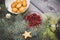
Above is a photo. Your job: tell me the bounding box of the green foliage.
[43,28,58,40]
[42,13,59,40]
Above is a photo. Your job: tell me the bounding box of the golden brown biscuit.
[17,10,21,13]
[11,2,18,8]
[12,8,18,12]
[11,0,27,13]
[19,6,26,12]
[22,0,27,7]
[16,2,22,8]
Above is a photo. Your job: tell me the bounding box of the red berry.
[25,13,42,28]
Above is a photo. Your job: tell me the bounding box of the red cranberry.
[25,13,42,28]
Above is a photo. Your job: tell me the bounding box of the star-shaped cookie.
[22,31,32,39]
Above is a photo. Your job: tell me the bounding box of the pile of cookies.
[11,0,27,13]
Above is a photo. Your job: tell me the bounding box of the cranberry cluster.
[25,13,42,28]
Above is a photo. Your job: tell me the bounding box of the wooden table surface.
[30,0,60,17]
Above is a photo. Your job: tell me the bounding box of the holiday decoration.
[22,31,32,39]
[6,14,11,19]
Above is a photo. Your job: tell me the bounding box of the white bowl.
[5,0,30,14]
